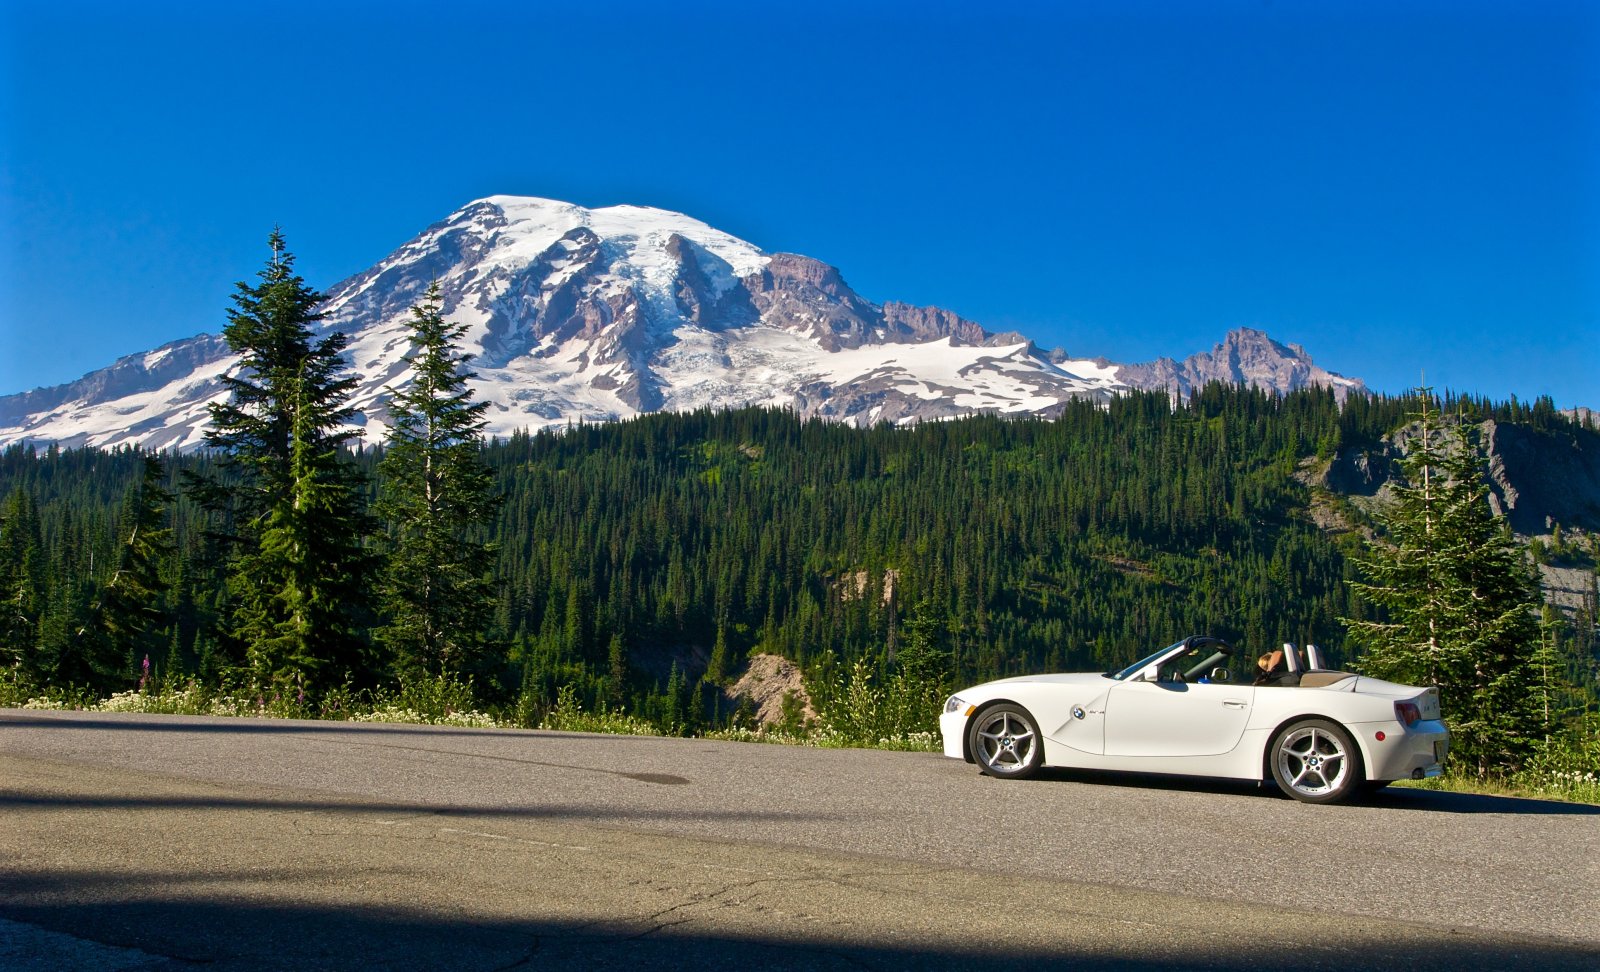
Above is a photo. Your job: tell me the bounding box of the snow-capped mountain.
[0,196,1364,451]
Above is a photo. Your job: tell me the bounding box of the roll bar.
[1278,643,1328,672]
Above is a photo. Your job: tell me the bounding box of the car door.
[1102,678,1255,758]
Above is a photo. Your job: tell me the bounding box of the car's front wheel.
[1270,718,1361,804]
[969,703,1044,780]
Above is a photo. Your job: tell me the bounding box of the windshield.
[1109,638,1236,682]
[1109,640,1187,680]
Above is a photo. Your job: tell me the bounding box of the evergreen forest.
[4,387,1596,744]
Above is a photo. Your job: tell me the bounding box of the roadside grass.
[538,684,661,736]
[1394,723,1600,805]
[1394,772,1600,805]
[3,673,501,728]
[0,675,939,752]
[702,725,940,752]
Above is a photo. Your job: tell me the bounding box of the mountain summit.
[0,196,1364,450]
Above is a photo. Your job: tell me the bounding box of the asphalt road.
[2,709,1597,971]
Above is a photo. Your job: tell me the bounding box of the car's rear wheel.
[1270,718,1361,804]
[969,704,1043,780]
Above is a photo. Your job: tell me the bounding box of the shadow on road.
[2,887,1596,972]
[1355,786,1600,815]
[0,790,833,824]
[1031,767,1600,815]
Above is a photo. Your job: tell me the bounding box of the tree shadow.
[0,790,830,825]
[2,885,1595,972]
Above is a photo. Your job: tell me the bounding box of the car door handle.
[1222,700,1247,709]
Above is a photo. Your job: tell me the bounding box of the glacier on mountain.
[0,196,1364,451]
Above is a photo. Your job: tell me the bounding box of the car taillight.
[1394,700,1421,728]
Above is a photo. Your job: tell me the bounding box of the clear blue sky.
[2,0,1595,406]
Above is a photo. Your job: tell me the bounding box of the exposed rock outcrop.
[724,653,816,727]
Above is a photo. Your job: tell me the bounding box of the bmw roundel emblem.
[1071,705,1086,720]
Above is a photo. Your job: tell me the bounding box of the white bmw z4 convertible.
[939,636,1449,804]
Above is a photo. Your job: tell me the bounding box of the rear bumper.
[1358,718,1449,782]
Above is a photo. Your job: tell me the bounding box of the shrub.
[1,666,33,708]
[1512,719,1600,804]
[540,683,660,736]
[817,661,943,748]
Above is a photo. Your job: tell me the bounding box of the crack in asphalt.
[633,878,762,933]
[487,934,540,972]
[617,878,878,971]
[369,816,592,852]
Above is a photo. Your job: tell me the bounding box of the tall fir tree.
[95,454,175,681]
[1344,394,1547,776]
[35,574,101,690]
[0,489,44,681]
[202,231,376,696]
[375,283,501,679]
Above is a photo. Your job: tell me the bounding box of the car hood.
[963,672,1110,692]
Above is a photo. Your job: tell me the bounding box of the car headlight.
[944,695,966,714]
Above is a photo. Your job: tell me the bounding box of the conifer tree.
[0,489,44,680]
[895,597,953,690]
[375,283,500,679]
[202,231,376,695]
[704,621,730,686]
[36,574,101,689]
[1344,394,1546,776]
[95,454,174,676]
[606,633,628,707]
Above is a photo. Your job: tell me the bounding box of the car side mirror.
[1209,667,1232,683]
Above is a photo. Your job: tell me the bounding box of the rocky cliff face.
[1481,420,1600,535]
[0,195,1366,451]
[1322,418,1600,535]
[1318,417,1600,619]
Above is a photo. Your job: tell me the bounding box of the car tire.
[969,703,1044,780]
[1269,718,1362,804]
